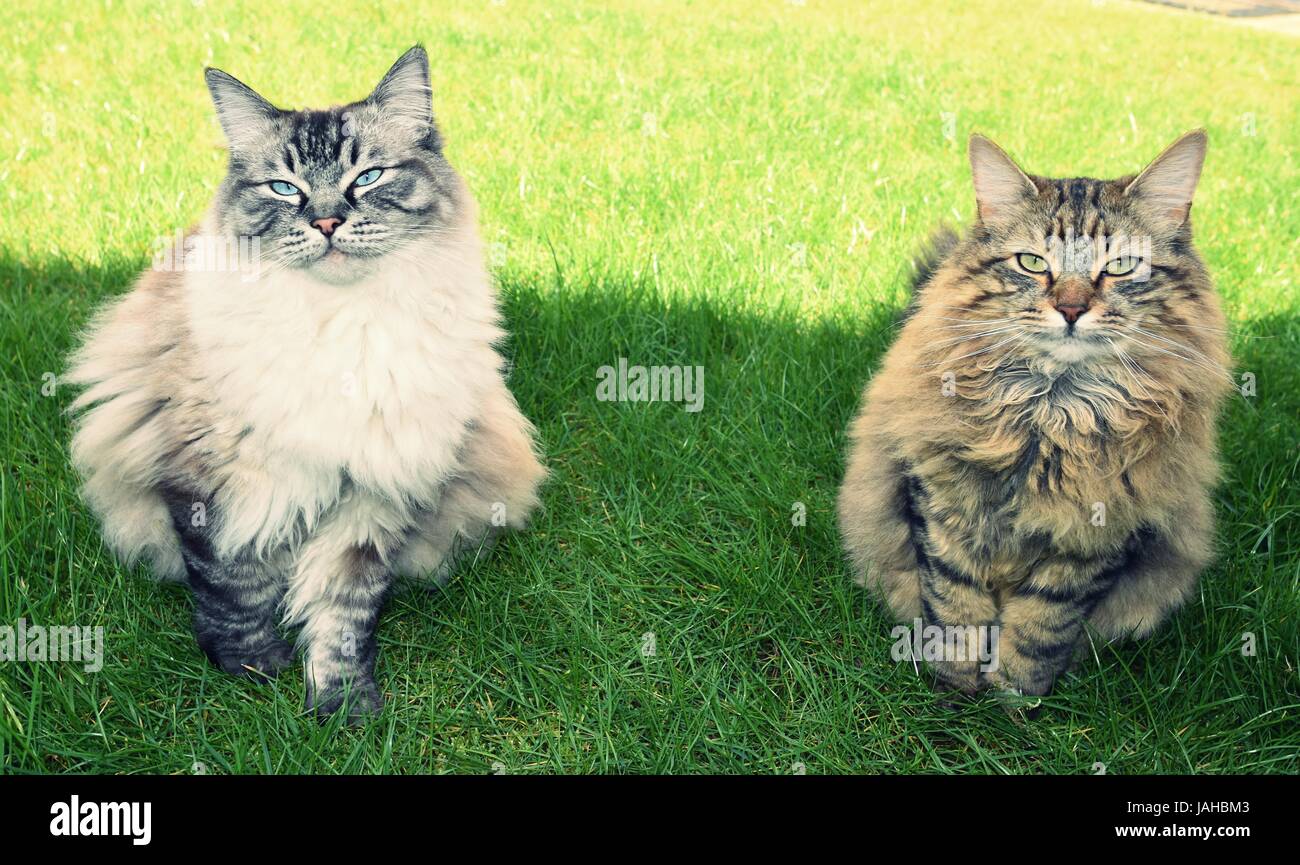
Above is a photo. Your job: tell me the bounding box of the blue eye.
[353,168,383,188]
[270,181,299,196]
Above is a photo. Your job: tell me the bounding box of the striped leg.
[297,544,392,722]
[189,559,295,679]
[286,493,404,722]
[994,552,1131,697]
[164,488,293,679]
[993,568,1091,698]
[919,554,999,695]
[890,473,998,694]
[996,527,1160,697]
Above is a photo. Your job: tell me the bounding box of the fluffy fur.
[68,47,545,720]
[838,131,1232,700]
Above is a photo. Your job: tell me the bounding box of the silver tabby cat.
[68,47,546,721]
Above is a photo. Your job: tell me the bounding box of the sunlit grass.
[0,0,1296,773]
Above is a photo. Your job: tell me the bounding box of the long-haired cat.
[68,47,546,720]
[837,131,1231,701]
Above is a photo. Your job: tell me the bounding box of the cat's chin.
[305,249,373,285]
[1041,335,1107,365]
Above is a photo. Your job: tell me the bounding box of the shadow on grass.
[0,249,1296,772]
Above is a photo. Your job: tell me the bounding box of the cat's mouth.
[306,243,373,285]
[1033,328,1108,363]
[315,240,385,262]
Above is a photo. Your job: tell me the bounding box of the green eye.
[1104,257,1139,276]
[353,168,383,188]
[1015,253,1049,274]
[270,181,299,196]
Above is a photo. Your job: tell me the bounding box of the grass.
[0,0,1297,774]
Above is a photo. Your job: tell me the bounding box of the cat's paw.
[986,668,1050,719]
[992,685,1044,720]
[929,661,984,698]
[988,665,1055,698]
[307,678,385,724]
[205,637,296,681]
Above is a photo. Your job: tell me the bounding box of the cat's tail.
[910,224,960,293]
[899,225,960,323]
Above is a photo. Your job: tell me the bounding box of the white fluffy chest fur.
[184,224,506,554]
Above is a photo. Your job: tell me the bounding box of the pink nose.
[1056,304,1088,324]
[311,217,343,237]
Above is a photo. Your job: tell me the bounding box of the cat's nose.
[1053,279,1093,326]
[311,216,343,237]
[1055,303,1089,324]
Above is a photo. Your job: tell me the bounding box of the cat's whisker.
[972,333,1031,376]
[1115,324,1236,386]
[68,46,547,724]
[918,329,1027,368]
[1118,336,1238,393]
[930,325,1026,349]
[1158,321,1269,342]
[1104,337,1177,430]
[936,316,1019,326]
[938,320,1022,332]
[843,131,1230,701]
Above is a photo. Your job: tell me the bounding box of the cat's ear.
[205,68,278,151]
[1124,130,1206,225]
[969,134,1037,222]
[367,45,433,128]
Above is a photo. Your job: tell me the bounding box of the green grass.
[1,0,1297,774]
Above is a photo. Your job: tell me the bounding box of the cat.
[837,130,1232,702]
[67,46,546,721]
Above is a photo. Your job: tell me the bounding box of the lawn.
[1,0,1297,774]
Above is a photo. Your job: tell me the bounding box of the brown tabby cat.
[838,130,1232,701]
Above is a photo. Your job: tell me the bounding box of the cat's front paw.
[307,677,385,724]
[928,660,985,698]
[203,637,296,681]
[986,668,1050,719]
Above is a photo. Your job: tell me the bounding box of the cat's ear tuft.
[204,68,278,151]
[1124,129,1207,225]
[969,134,1036,222]
[367,45,433,128]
